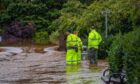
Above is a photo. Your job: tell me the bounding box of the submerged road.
[0,46,107,84]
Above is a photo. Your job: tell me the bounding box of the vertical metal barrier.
[82,45,88,60]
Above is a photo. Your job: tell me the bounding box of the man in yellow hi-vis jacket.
[66,29,79,65]
[74,31,83,64]
[88,26,102,65]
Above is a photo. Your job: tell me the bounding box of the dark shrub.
[3,20,35,41]
[98,35,114,59]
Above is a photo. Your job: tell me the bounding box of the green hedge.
[49,31,59,45]
[108,33,124,73]
[0,1,63,34]
[108,28,140,83]
[123,28,140,84]
[34,31,49,45]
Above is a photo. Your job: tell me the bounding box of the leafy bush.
[34,31,49,45]
[98,35,114,59]
[0,13,11,26]
[108,28,140,83]
[108,33,124,73]
[7,3,48,17]
[6,3,49,31]
[49,31,59,45]
[122,28,140,84]
[0,0,66,35]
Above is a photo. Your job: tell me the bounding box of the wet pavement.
[0,46,107,84]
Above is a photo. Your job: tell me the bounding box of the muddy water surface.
[0,46,107,84]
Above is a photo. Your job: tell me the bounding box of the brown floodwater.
[0,46,107,84]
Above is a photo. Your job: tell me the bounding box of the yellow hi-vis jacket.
[88,29,102,49]
[77,36,83,63]
[66,34,79,64]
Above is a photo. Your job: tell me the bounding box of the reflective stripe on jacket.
[88,29,102,49]
[66,34,79,65]
[66,34,78,49]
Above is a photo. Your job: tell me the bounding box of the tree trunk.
[58,33,66,51]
